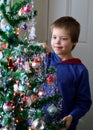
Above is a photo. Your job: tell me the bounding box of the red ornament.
[23,95,27,105]
[23,5,31,13]
[1,42,8,49]
[46,75,54,84]
[32,58,41,70]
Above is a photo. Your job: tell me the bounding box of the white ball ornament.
[32,119,45,130]
[3,102,12,112]
[47,104,58,116]
[0,19,8,31]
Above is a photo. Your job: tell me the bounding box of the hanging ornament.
[32,57,41,70]
[1,42,8,49]
[46,75,54,85]
[0,19,8,31]
[13,84,19,93]
[5,25,12,32]
[0,51,3,59]
[23,5,31,13]
[32,119,45,130]
[3,103,12,112]
[38,90,46,98]
[21,23,28,30]
[47,104,58,116]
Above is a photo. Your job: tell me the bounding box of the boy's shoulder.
[48,52,83,65]
[47,52,88,70]
[61,58,82,64]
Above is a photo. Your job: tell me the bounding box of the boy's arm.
[61,68,92,130]
[69,68,92,121]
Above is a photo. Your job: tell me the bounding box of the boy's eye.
[61,37,68,40]
[52,36,56,39]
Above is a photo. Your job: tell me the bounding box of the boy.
[42,16,92,130]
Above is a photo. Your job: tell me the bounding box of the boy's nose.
[56,38,61,44]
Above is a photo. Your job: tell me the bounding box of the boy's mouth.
[54,46,63,49]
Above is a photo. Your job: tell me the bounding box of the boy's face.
[51,27,76,59]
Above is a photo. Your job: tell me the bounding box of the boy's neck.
[58,53,73,61]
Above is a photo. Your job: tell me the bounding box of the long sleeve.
[70,68,92,121]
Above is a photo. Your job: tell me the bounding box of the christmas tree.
[0,0,66,130]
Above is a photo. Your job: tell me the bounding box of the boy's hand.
[40,43,50,54]
[60,115,73,130]
[60,128,66,130]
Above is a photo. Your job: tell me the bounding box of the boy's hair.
[50,16,80,44]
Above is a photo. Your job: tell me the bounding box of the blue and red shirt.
[44,52,92,130]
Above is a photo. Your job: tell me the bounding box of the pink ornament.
[3,102,12,112]
[38,90,46,98]
[23,5,31,13]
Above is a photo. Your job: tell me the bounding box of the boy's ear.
[72,42,77,50]
[74,42,77,45]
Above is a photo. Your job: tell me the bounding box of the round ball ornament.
[3,103,12,112]
[1,19,8,31]
[5,25,12,32]
[23,5,31,13]
[38,90,46,98]
[21,23,28,30]
[46,75,54,85]
[32,58,41,70]
[32,119,45,130]
[47,104,58,116]
[1,42,8,49]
